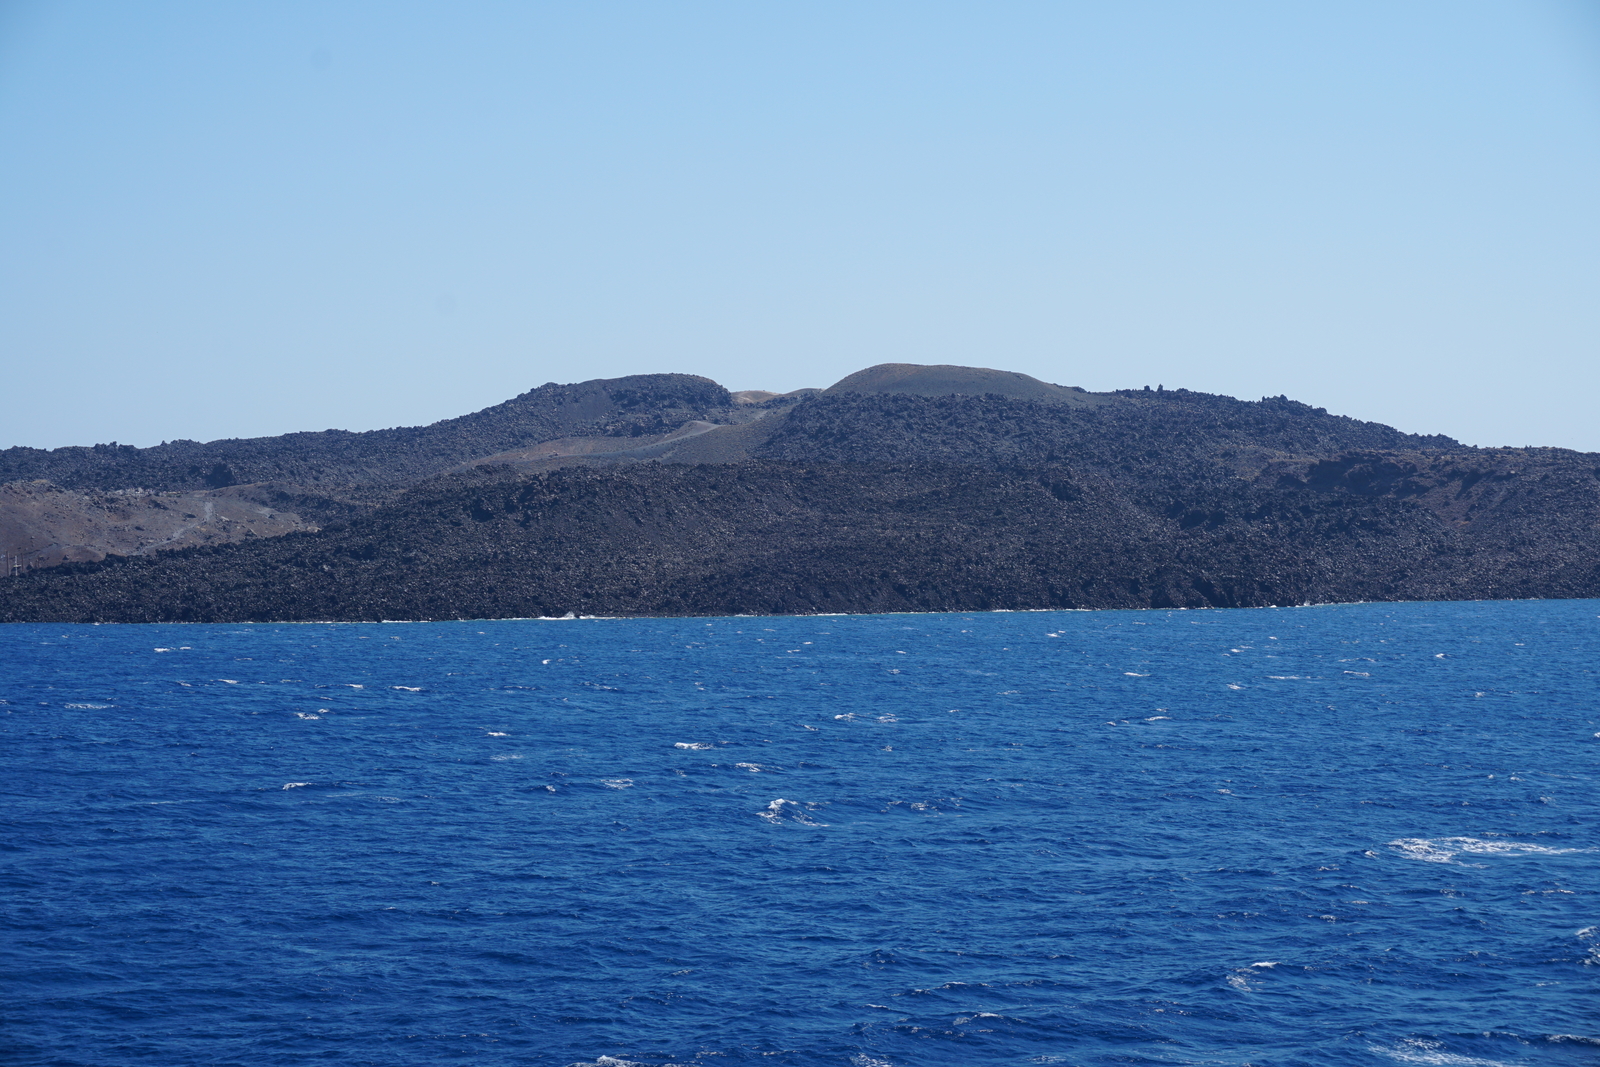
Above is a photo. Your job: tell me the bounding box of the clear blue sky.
[3,1,1598,451]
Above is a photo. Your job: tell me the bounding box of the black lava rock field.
[3,366,1598,622]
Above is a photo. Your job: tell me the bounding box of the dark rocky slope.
[3,447,1597,622]
[3,367,1597,622]
[751,388,1456,476]
[0,374,734,493]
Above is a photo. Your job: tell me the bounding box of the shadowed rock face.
[2,362,1598,621]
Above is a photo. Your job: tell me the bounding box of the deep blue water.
[3,599,1598,1067]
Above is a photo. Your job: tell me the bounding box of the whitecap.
[391,686,422,692]
[64,703,113,710]
[1375,1037,1519,1066]
[673,742,714,750]
[1388,836,1590,865]
[601,778,633,789]
[282,782,311,789]
[758,797,828,826]
[1577,927,1600,966]
[850,1054,896,1067]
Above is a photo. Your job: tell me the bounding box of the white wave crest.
[1388,837,1590,865]
[1225,960,1279,991]
[1376,1038,1518,1066]
[758,798,828,826]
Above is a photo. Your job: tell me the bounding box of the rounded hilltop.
[822,363,1107,406]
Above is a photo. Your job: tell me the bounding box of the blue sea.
[3,600,1598,1067]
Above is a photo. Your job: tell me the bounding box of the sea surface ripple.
[3,599,1598,1066]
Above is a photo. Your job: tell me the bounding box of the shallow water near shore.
[4,599,1598,1066]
